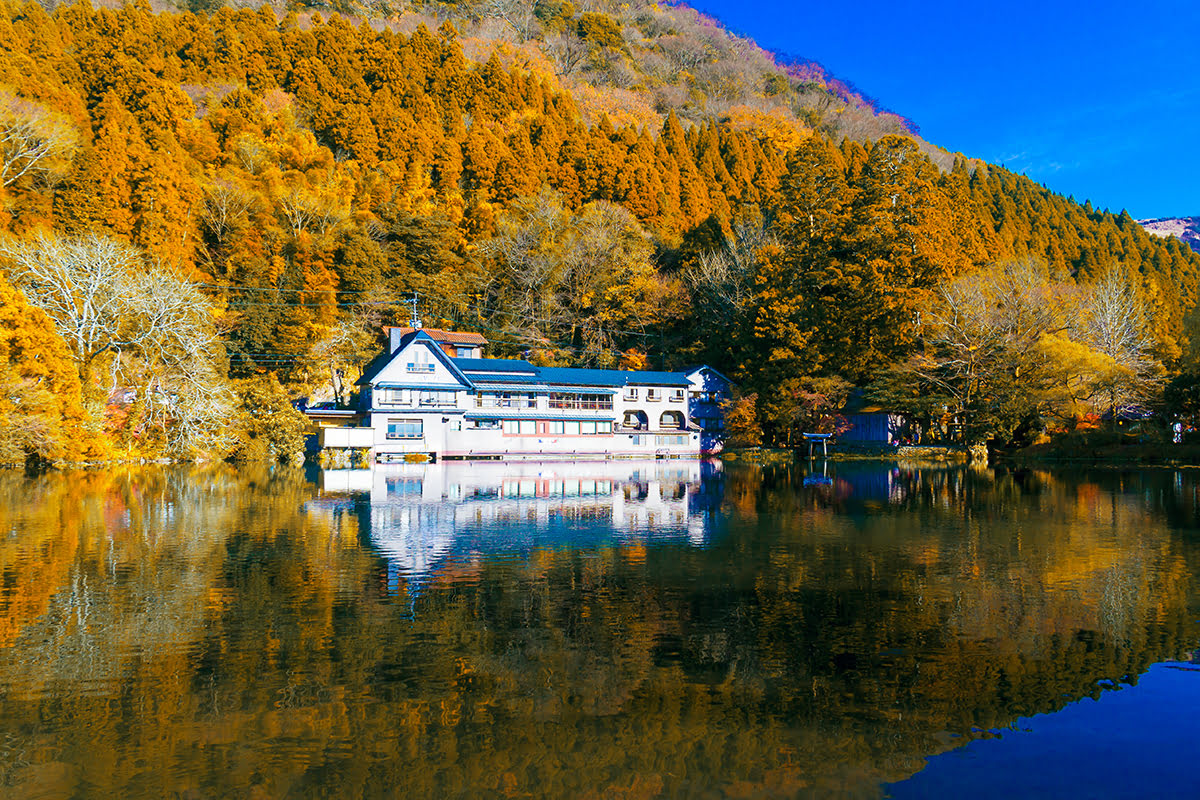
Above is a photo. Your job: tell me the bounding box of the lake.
[0,460,1196,798]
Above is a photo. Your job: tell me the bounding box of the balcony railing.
[549,398,613,411]
[476,397,536,409]
[406,363,435,373]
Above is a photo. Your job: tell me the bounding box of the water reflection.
[0,462,1195,798]
[313,460,724,586]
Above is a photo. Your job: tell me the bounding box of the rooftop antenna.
[407,292,422,329]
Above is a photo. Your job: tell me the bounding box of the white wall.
[361,337,702,460]
[372,339,469,389]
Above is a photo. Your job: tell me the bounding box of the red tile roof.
[386,327,488,345]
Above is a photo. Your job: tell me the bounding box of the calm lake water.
[0,460,1197,798]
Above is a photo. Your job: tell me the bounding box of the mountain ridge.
[3,0,1200,457]
[1139,216,1200,253]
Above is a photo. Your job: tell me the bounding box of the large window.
[499,419,613,435]
[549,393,613,411]
[386,477,422,497]
[468,419,501,430]
[659,411,685,430]
[386,418,423,439]
[381,389,456,407]
[381,388,412,406]
[419,390,456,407]
[477,392,536,409]
[622,410,648,430]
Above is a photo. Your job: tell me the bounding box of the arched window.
[623,410,648,430]
[659,411,685,430]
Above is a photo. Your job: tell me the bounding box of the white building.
[319,328,729,462]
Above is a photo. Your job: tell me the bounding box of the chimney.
[389,327,405,353]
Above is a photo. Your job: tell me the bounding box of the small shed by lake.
[839,394,905,445]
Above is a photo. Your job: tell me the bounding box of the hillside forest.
[4,0,1200,464]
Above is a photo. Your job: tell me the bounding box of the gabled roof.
[357,330,472,387]
[356,349,397,386]
[682,365,733,385]
[362,346,711,392]
[387,327,488,346]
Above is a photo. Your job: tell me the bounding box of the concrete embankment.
[723,443,987,465]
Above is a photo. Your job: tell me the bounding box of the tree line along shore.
[3,2,1200,466]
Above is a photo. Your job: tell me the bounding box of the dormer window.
[407,348,434,373]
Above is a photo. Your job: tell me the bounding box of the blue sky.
[689,0,1200,219]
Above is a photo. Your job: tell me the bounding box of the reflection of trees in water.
[0,465,1195,797]
[0,466,328,698]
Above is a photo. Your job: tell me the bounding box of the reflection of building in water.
[317,460,724,586]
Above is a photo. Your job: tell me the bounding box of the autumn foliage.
[0,1,1198,458]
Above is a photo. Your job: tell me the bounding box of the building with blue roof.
[319,327,730,462]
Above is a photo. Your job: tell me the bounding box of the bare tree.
[304,298,388,406]
[881,259,1084,443]
[0,88,77,189]
[656,35,711,80]
[1,231,237,457]
[480,188,570,327]
[1,232,143,382]
[233,134,269,175]
[1078,264,1164,421]
[477,0,538,41]
[685,212,776,316]
[199,178,257,243]
[276,178,350,238]
[545,31,590,76]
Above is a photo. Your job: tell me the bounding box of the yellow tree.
[0,270,91,464]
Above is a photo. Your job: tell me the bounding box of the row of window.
[386,419,424,439]
[386,419,617,439]
[502,420,614,435]
[627,434,691,446]
[381,389,715,409]
[622,388,686,402]
[549,393,614,411]
[502,479,614,497]
[380,388,458,407]
[476,392,536,409]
